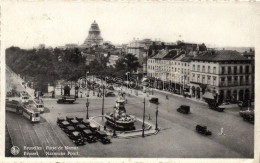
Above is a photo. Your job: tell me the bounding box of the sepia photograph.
[1,1,259,162]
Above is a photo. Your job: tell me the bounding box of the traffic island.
[89,115,159,138]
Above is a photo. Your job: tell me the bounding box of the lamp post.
[155,103,159,130]
[86,97,89,119]
[113,109,117,137]
[142,98,146,138]
[102,84,105,120]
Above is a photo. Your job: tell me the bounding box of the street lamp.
[86,97,90,119]
[113,109,117,137]
[155,103,159,130]
[142,98,146,138]
[126,72,130,89]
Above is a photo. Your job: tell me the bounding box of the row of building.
[146,48,254,103]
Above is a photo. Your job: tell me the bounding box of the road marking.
[24,123,39,158]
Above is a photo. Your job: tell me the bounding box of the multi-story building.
[190,50,252,102]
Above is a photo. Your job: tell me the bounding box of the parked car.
[177,105,190,114]
[196,125,212,135]
[66,115,74,122]
[82,129,97,143]
[69,131,85,146]
[57,96,76,104]
[105,92,116,97]
[173,89,181,95]
[76,124,88,132]
[95,130,111,144]
[69,119,79,127]
[81,119,90,128]
[184,92,192,98]
[107,86,114,90]
[60,121,70,129]
[57,117,65,127]
[149,96,159,104]
[239,110,254,124]
[75,116,83,123]
[89,123,98,132]
[64,126,76,134]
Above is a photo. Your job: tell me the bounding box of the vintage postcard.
[0,1,259,163]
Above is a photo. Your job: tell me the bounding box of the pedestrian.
[104,125,106,131]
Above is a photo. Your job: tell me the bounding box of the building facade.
[190,50,252,102]
[82,21,103,47]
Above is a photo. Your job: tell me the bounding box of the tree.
[123,53,140,73]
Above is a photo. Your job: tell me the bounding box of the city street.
[5,69,254,158]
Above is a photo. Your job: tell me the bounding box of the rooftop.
[191,50,249,62]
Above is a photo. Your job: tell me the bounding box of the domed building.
[82,21,103,47]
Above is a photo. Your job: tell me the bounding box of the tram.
[20,92,30,103]
[21,104,40,122]
[33,98,44,113]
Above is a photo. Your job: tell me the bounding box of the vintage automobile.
[82,129,97,143]
[76,124,88,132]
[66,115,74,122]
[59,121,70,129]
[95,130,111,144]
[57,117,65,127]
[105,92,116,97]
[209,105,225,112]
[75,116,83,122]
[57,96,76,104]
[196,125,212,136]
[177,105,190,114]
[69,119,80,127]
[69,131,85,146]
[64,126,76,134]
[149,96,159,104]
[89,123,98,132]
[81,119,90,128]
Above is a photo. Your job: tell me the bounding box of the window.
[245,66,249,73]
[240,76,243,84]
[228,67,231,74]
[234,76,238,85]
[221,67,225,74]
[202,66,205,73]
[175,68,177,72]
[185,63,186,67]
[192,74,195,81]
[228,76,232,85]
[246,75,249,84]
[193,65,195,71]
[208,66,211,73]
[197,75,200,82]
[197,65,200,72]
[234,67,237,74]
[213,67,216,73]
[213,77,216,86]
[202,75,205,84]
[240,66,243,73]
[181,69,183,73]
[207,76,211,84]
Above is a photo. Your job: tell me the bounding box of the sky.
[2,2,258,49]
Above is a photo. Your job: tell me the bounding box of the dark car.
[60,121,70,129]
[75,117,83,122]
[66,115,74,122]
[95,130,111,144]
[209,106,225,112]
[57,96,76,104]
[64,126,76,134]
[196,125,212,135]
[149,96,159,104]
[177,105,190,114]
[76,124,88,132]
[240,110,254,124]
[105,92,116,97]
[81,119,90,128]
[57,117,65,127]
[82,129,97,143]
[69,119,80,127]
[69,131,85,146]
[89,123,98,132]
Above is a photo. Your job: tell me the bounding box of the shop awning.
[203,92,215,100]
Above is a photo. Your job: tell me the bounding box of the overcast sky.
[2,2,258,48]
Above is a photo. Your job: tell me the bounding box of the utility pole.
[142,98,145,138]
[155,103,159,130]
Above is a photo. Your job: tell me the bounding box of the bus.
[21,104,40,122]
[33,98,44,113]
